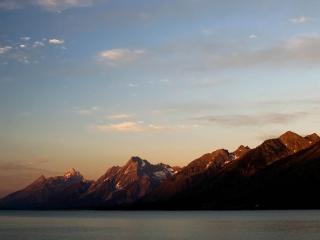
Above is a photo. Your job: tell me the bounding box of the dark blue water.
[1,210,320,240]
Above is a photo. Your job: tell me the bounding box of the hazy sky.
[0,0,320,197]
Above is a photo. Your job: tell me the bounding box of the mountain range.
[1,131,320,210]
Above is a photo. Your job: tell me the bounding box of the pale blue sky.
[0,0,320,196]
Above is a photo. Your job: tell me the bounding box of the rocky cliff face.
[80,156,176,207]
[144,145,251,201]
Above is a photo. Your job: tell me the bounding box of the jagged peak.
[307,132,320,137]
[279,131,302,140]
[212,148,229,155]
[190,149,229,164]
[305,133,320,143]
[39,174,46,179]
[126,156,149,167]
[276,131,318,153]
[234,145,250,152]
[128,156,143,162]
[27,175,47,188]
[34,175,46,183]
[231,145,251,160]
[279,131,305,145]
[64,168,83,180]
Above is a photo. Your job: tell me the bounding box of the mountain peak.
[83,157,175,205]
[64,168,83,181]
[32,175,46,185]
[235,145,250,152]
[305,133,320,144]
[128,156,143,163]
[38,175,46,180]
[280,131,301,140]
[279,131,312,153]
[279,131,304,144]
[232,145,251,160]
[126,156,149,168]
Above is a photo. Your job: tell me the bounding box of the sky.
[0,0,320,197]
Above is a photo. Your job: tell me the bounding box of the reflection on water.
[1,210,320,240]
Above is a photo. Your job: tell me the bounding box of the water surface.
[1,210,320,240]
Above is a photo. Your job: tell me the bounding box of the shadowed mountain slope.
[140,131,320,209]
[0,169,92,209]
[1,131,320,210]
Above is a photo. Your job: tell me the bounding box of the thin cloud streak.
[257,98,320,107]
[98,48,146,65]
[140,33,320,73]
[155,103,222,115]
[107,114,132,120]
[76,106,100,115]
[191,112,308,127]
[0,46,12,54]
[201,34,320,69]
[0,0,96,11]
[48,39,64,45]
[290,16,310,24]
[0,159,59,175]
[94,121,198,133]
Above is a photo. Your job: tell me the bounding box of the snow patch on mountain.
[153,171,167,180]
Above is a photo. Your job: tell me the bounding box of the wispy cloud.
[0,45,31,64]
[0,159,50,172]
[96,121,143,132]
[155,102,221,115]
[0,0,95,11]
[48,38,64,45]
[20,36,31,41]
[192,112,307,127]
[257,98,320,108]
[107,114,132,120]
[144,32,320,73]
[249,34,257,39]
[290,16,310,24]
[128,83,138,87]
[76,106,100,115]
[38,0,94,11]
[0,46,12,54]
[94,121,198,133]
[201,28,213,35]
[33,41,45,48]
[98,48,146,65]
[206,33,320,69]
[190,78,232,87]
[0,36,65,64]
[0,0,20,9]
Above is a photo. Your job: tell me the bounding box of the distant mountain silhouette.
[0,157,176,209]
[1,131,320,210]
[0,169,92,209]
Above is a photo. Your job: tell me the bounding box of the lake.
[1,210,320,240]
